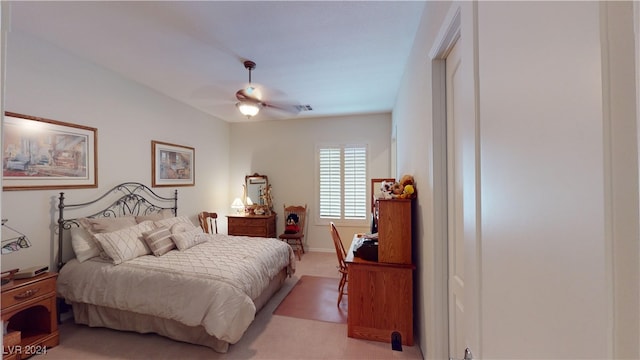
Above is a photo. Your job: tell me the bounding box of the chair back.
[330,222,347,271]
[282,204,307,237]
[198,212,218,234]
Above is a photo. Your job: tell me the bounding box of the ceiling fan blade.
[263,101,303,114]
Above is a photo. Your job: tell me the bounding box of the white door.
[446,37,480,359]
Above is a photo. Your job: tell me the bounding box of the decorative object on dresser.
[370,178,396,233]
[55,182,295,353]
[198,212,218,234]
[278,204,308,260]
[151,140,195,187]
[14,266,49,280]
[2,112,98,191]
[346,197,415,347]
[2,272,59,359]
[227,213,277,238]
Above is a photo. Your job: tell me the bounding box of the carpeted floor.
[273,275,348,324]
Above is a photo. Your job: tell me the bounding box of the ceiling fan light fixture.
[236,101,262,118]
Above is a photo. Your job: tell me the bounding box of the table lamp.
[231,198,245,214]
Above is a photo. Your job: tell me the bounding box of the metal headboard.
[56,182,178,271]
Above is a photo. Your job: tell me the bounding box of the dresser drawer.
[230,217,266,228]
[1,275,56,310]
[233,226,267,237]
[227,214,277,238]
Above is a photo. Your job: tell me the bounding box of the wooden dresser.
[346,199,414,346]
[2,272,59,360]
[227,214,277,238]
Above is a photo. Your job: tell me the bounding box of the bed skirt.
[68,267,288,353]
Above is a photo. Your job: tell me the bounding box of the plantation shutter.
[344,146,367,219]
[318,145,367,220]
[319,147,341,218]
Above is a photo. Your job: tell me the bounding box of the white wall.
[1,31,231,272]
[229,113,392,252]
[395,1,639,359]
[394,1,457,358]
[1,30,392,270]
[478,2,608,357]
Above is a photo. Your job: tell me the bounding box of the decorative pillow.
[78,216,137,234]
[142,226,175,256]
[70,227,101,262]
[170,221,197,235]
[172,227,206,251]
[94,221,155,265]
[154,215,193,229]
[135,209,174,224]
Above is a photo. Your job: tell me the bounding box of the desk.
[345,234,414,346]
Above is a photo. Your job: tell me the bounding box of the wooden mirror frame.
[244,173,272,214]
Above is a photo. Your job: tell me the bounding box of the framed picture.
[2,112,98,191]
[151,140,195,187]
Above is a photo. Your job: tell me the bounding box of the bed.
[55,182,295,353]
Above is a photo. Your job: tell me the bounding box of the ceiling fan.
[235,60,311,119]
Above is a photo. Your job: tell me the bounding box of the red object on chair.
[278,204,307,260]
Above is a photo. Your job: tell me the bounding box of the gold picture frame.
[151,140,195,187]
[2,112,98,191]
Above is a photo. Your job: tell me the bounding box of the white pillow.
[172,227,206,251]
[154,215,194,229]
[78,216,137,234]
[70,227,101,262]
[94,221,155,265]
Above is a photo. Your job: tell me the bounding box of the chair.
[278,204,307,260]
[197,212,218,234]
[330,222,348,306]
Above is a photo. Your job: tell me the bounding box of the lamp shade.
[236,101,261,118]
[231,198,245,214]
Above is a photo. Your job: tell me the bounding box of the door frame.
[429,2,481,358]
[429,5,460,360]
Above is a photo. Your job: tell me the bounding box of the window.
[317,144,367,223]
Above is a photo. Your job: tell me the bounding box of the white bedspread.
[57,233,295,344]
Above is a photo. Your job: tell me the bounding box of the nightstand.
[1,272,59,359]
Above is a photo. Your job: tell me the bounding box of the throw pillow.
[142,226,176,256]
[94,221,155,265]
[169,221,197,235]
[172,227,206,251]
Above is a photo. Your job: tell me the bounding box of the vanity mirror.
[244,173,273,214]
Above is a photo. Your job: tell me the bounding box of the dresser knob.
[14,287,40,300]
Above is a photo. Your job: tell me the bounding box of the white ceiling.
[7,1,426,122]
